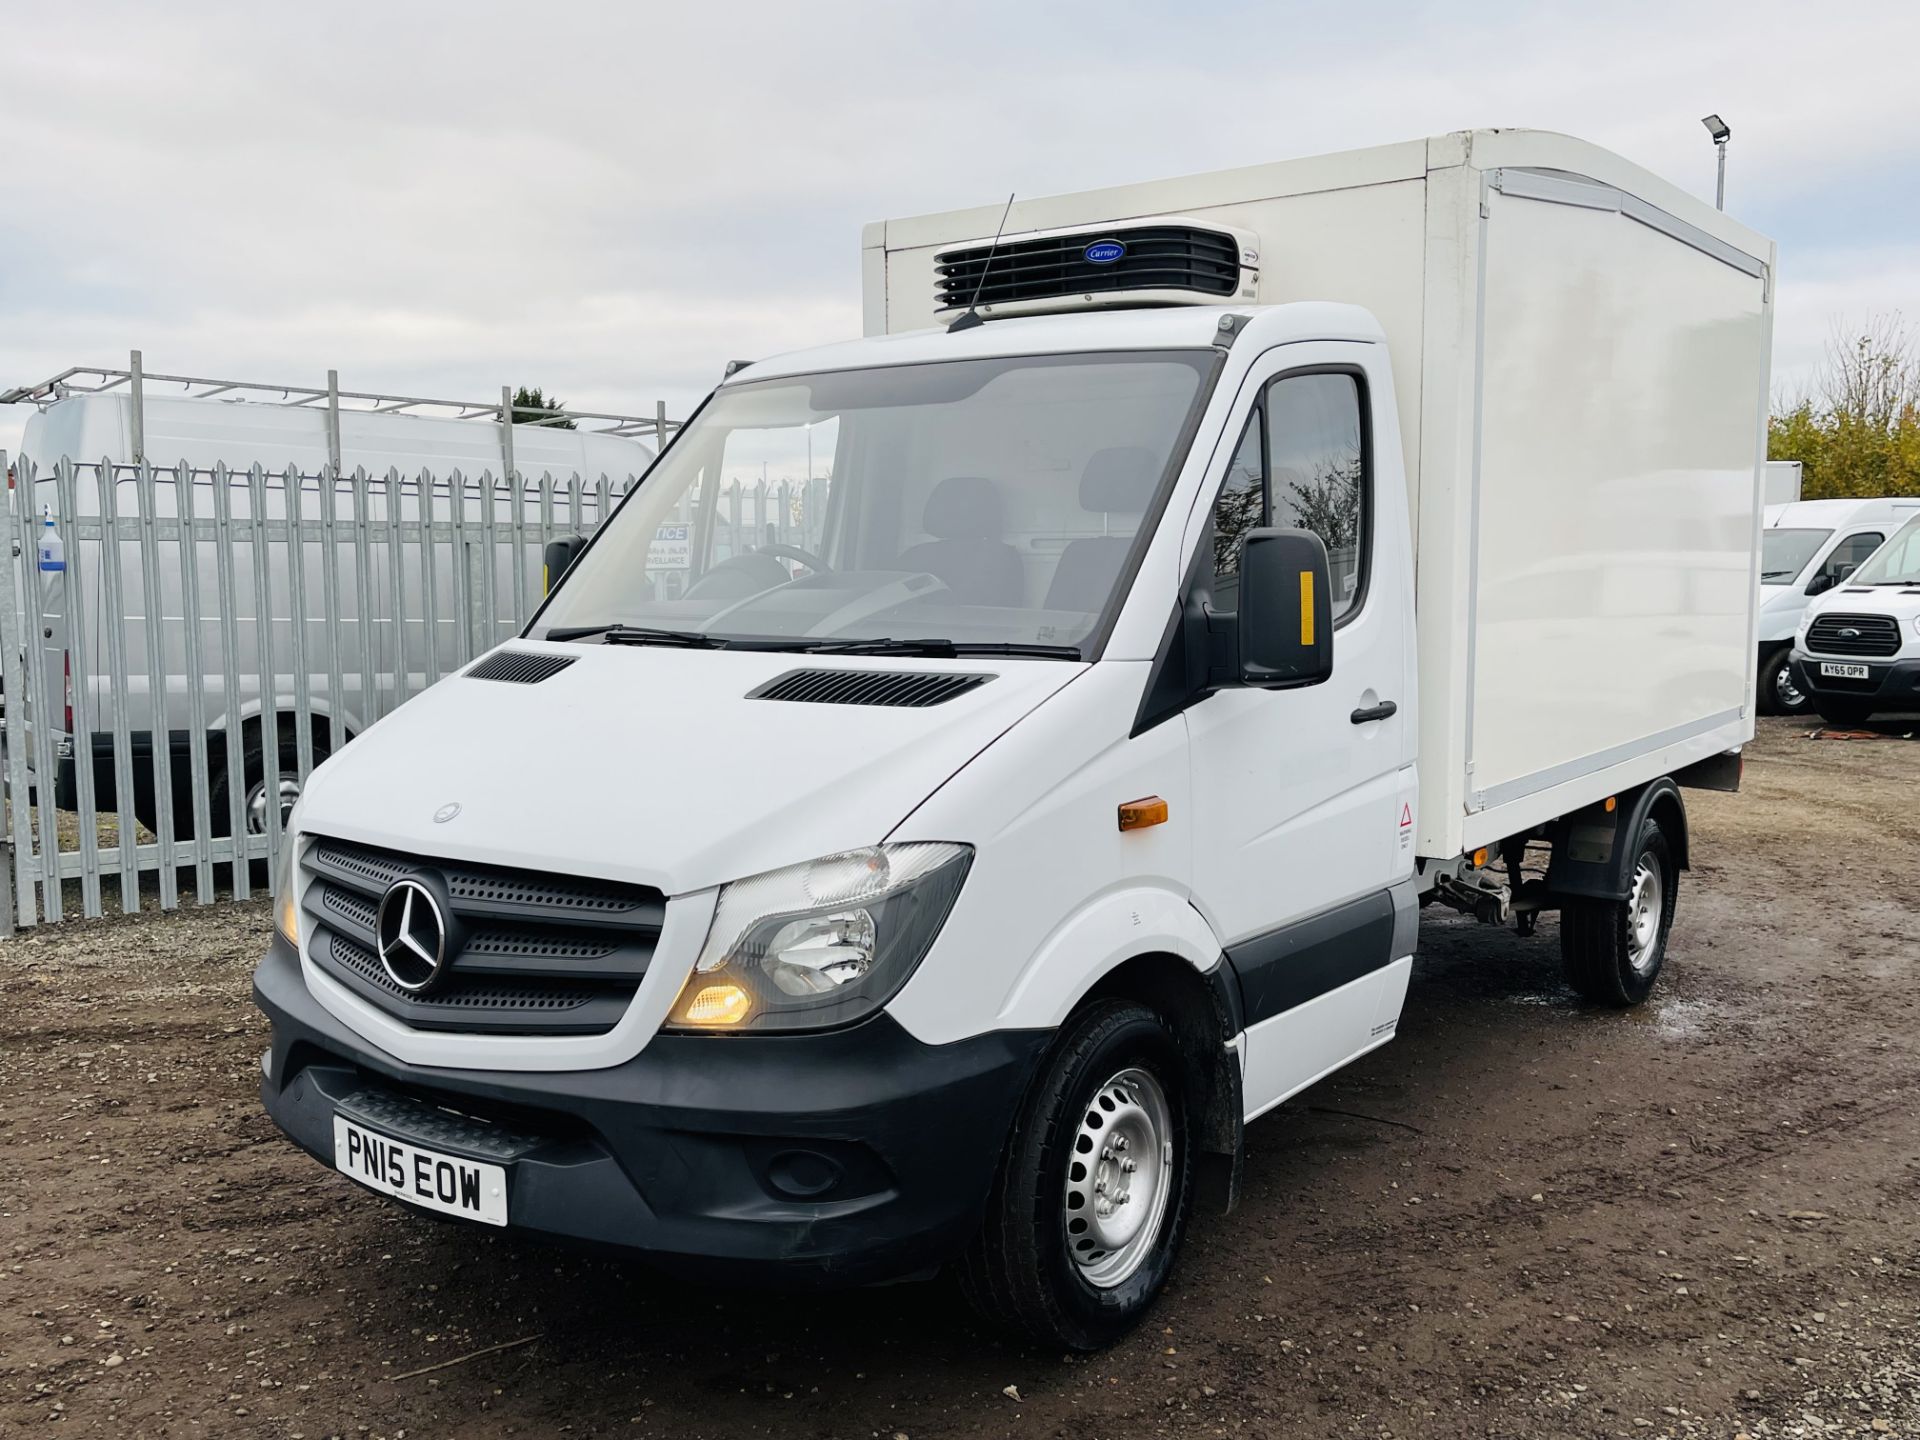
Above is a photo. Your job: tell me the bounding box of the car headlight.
[666,843,972,1033]
[275,831,301,948]
[1911,615,1920,639]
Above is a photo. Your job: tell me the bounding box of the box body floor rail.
[253,128,1772,1351]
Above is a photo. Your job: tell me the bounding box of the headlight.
[1911,615,1920,639]
[274,831,301,948]
[666,843,971,1033]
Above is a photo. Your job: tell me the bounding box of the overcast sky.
[3,0,1917,457]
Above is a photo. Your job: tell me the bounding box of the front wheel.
[1560,816,1676,1007]
[959,999,1194,1350]
[1759,645,1814,715]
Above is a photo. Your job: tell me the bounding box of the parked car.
[1790,512,1920,725]
[1756,498,1920,714]
[254,128,1770,1349]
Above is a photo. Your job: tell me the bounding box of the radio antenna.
[947,192,1016,333]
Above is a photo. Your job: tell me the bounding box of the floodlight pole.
[1714,139,1727,211]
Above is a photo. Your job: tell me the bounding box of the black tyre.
[1813,697,1875,727]
[1758,645,1814,716]
[959,999,1194,1351]
[1560,816,1676,1007]
[207,721,334,844]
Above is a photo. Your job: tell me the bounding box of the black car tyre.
[1759,645,1814,715]
[959,999,1194,1351]
[1561,816,1677,1007]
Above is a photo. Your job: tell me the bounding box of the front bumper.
[1789,652,1920,711]
[253,937,1046,1286]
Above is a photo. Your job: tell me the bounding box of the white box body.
[865,129,1774,859]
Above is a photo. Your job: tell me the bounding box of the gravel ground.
[2,715,1916,1439]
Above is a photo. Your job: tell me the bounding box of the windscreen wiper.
[544,623,726,648]
[803,637,1082,660]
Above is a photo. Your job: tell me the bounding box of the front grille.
[1805,613,1901,658]
[300,836,663,1036]
[935,225,1241,311]
[749,668,993,708]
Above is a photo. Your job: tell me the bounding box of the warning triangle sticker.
[1398,803,1413,828]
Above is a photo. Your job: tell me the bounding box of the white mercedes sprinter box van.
[254,129,1772,1349]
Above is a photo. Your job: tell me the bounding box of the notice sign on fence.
[648,523,691,571]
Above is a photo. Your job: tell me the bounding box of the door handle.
[1350,700,1398,724]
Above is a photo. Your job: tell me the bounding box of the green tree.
[1769,316,1920,498]
[509,386,574,430]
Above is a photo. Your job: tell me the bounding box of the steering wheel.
[755,542,831,574]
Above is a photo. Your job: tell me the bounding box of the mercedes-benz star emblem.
[375,879,449,994]
[433,802,461,824]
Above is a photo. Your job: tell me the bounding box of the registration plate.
[1820,662,1870,680]
[332,1114,508,1226]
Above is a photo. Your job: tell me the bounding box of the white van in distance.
[254,130,1772,1349]
[1757,497,1920,715]
[1791,511,1920,724]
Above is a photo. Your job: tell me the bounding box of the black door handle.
[1350,700,1398,724]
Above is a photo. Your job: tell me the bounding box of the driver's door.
[1183,343,1419,1120]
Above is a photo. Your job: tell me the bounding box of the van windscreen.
[531,350,1218,658]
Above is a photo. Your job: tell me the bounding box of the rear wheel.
[1561,816,1676,1007]
[1758,645,1813,715]
[1813,697,1875,727]
[959,999,1194,1351]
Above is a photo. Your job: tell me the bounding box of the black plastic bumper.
[253,936,1046,1286]
[1789,652,1920,711]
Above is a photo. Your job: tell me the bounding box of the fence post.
[18,457,62,922]
[55,460,104,917]
[174,462,215,901]
[92,462,140,911]
[325,369,342,479]
[351,468,375,726]
[248,464,284,873]
[478,470,500,654]
[417,469,442,686]
[210,463,250,897]
[383,468,408,713]
[135,459,178,909]
[0,450,29,930]
[129,350,146,467]
[500,387,517,491]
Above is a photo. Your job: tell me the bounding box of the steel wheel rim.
[1775,662,1805,710]
[1627,857,1664,975]
[1063,1066,1174,1289]
[246,776,302,835]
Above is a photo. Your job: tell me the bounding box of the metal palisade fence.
[0,456,614,930]
[0,456,831,930]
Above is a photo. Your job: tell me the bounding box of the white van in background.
[1792,511,1920,725]
[3,362,671,842]
[1756,498,1920,714]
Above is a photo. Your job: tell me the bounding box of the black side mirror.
[1804,571,1833,597]
[543,535,588,595]
[1236,528,1334,688]
[1836,562,1860,584]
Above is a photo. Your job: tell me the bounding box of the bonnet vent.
[750,669,993,708]
[466,649,578,685]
